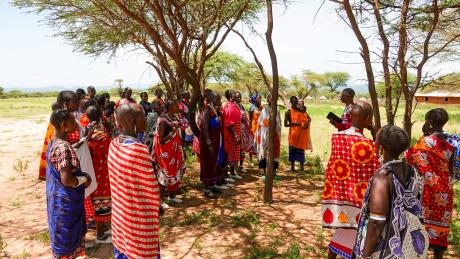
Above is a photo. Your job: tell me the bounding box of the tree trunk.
[403,96,413,139]
[342,0,381,129]
[264,0,278,204]
[189,83,202,137]
[372,0,394,125]
[398,0,411,138]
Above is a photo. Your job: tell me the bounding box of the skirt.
[288,145,305,163]
[328,228,357,259]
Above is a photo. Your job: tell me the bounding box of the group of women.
[195,89,282,198]
[39,85,459,259]
[40,86,286,258]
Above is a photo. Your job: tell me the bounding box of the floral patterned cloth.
[87,128,112,222]
[446,133,460,180]
[405,135,455,248]
[321,127,380,229]
[152,115,186,187]
[354,164,428,258]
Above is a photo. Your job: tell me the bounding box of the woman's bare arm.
[361,170,391,257]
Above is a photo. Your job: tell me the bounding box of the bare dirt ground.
[0,116,458,258]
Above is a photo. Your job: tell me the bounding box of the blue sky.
[0,1,457,90]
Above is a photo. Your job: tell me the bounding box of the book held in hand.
[327,112,342,123]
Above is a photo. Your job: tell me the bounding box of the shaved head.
[116,103,146,133]
[351,101,373,130]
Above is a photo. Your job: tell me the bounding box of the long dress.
[446,133,460,180]
[320,126,380,258]
[199,107,224,185]
[108,135,161,259]
[288,108,312,163]
[254,107,281,169]
[87,128,112,222]
[223,101,242,167]
[153,115,186,191]
[238,103,254,154]
[405,135,455,248]
[46,138,86,259]
[354,163,428,258]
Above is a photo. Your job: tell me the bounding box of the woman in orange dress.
[284,96,312,172]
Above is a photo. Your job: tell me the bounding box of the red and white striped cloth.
[108,136,161,259]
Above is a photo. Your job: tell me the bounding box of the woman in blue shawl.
[46,109,92,259]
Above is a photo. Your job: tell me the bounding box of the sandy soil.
[0,116,458,258]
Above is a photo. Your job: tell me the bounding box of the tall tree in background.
[323,72,350,93]
[14,0,262,134]
[330,0,460,137]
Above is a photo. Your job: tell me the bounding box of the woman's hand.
[84,121,97,138]
[81,172,92,188]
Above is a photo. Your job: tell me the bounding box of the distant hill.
[422,73,460,93]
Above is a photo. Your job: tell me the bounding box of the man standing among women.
[39,86,459,259]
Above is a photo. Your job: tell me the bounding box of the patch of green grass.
[13,159,29,175]
[26,231,49,245]
[304,155,324,175]
[252,182,263,202]
[244,236,286,259]
[0,97,54,119]
[280,241,301,258]
[178,209,215,227]
[245,243,279,259]
[10,198,24,209]
[192,238,203,254]
[315,226,325,247]
[231,208,260,230]
[0,234,6,254]
[266,223,278,232]
[34,150,41,157]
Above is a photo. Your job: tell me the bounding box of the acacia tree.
[291,71,322,99]
[14,0,262,132]
[323,72,350,93]
[330,0,460,137]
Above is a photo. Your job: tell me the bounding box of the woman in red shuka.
[85,105,112,244]
[153,99,186,204]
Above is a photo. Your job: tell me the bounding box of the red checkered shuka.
[49,138,79,172]
[223,102,242,165]
[67,129,81,145]
[84,197,95,224]
[321,132,380,228]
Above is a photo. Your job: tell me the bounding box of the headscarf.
[250,93,261,104]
